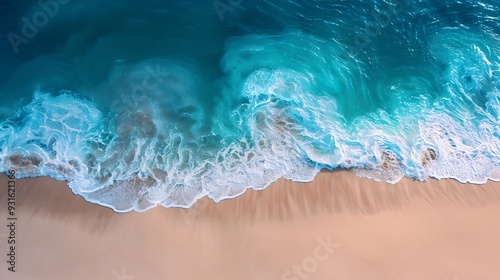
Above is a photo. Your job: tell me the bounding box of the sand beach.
[1,171,499,280]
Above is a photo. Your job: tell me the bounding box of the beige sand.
[1,171,500,280]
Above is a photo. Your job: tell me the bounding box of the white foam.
[1,29,500,212]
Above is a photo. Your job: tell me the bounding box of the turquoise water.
[1,0,499,211]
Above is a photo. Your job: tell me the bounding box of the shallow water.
[1,0,499,211]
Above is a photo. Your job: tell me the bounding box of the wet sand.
[1,171,500,280]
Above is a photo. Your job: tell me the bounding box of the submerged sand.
[0,171,499,280]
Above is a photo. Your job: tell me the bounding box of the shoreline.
[1,170,500,279]
[2,169,500,216]
[3,168,500,214]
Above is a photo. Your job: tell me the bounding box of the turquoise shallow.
[1,0,499,211]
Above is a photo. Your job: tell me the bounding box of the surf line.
[6,169,17,273]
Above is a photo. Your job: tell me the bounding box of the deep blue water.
[0,0,499,211]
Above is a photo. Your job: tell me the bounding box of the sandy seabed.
[0,170,499,280]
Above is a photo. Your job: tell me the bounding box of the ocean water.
[0,0,499,211]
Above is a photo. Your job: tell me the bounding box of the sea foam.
[1,2,500,211]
